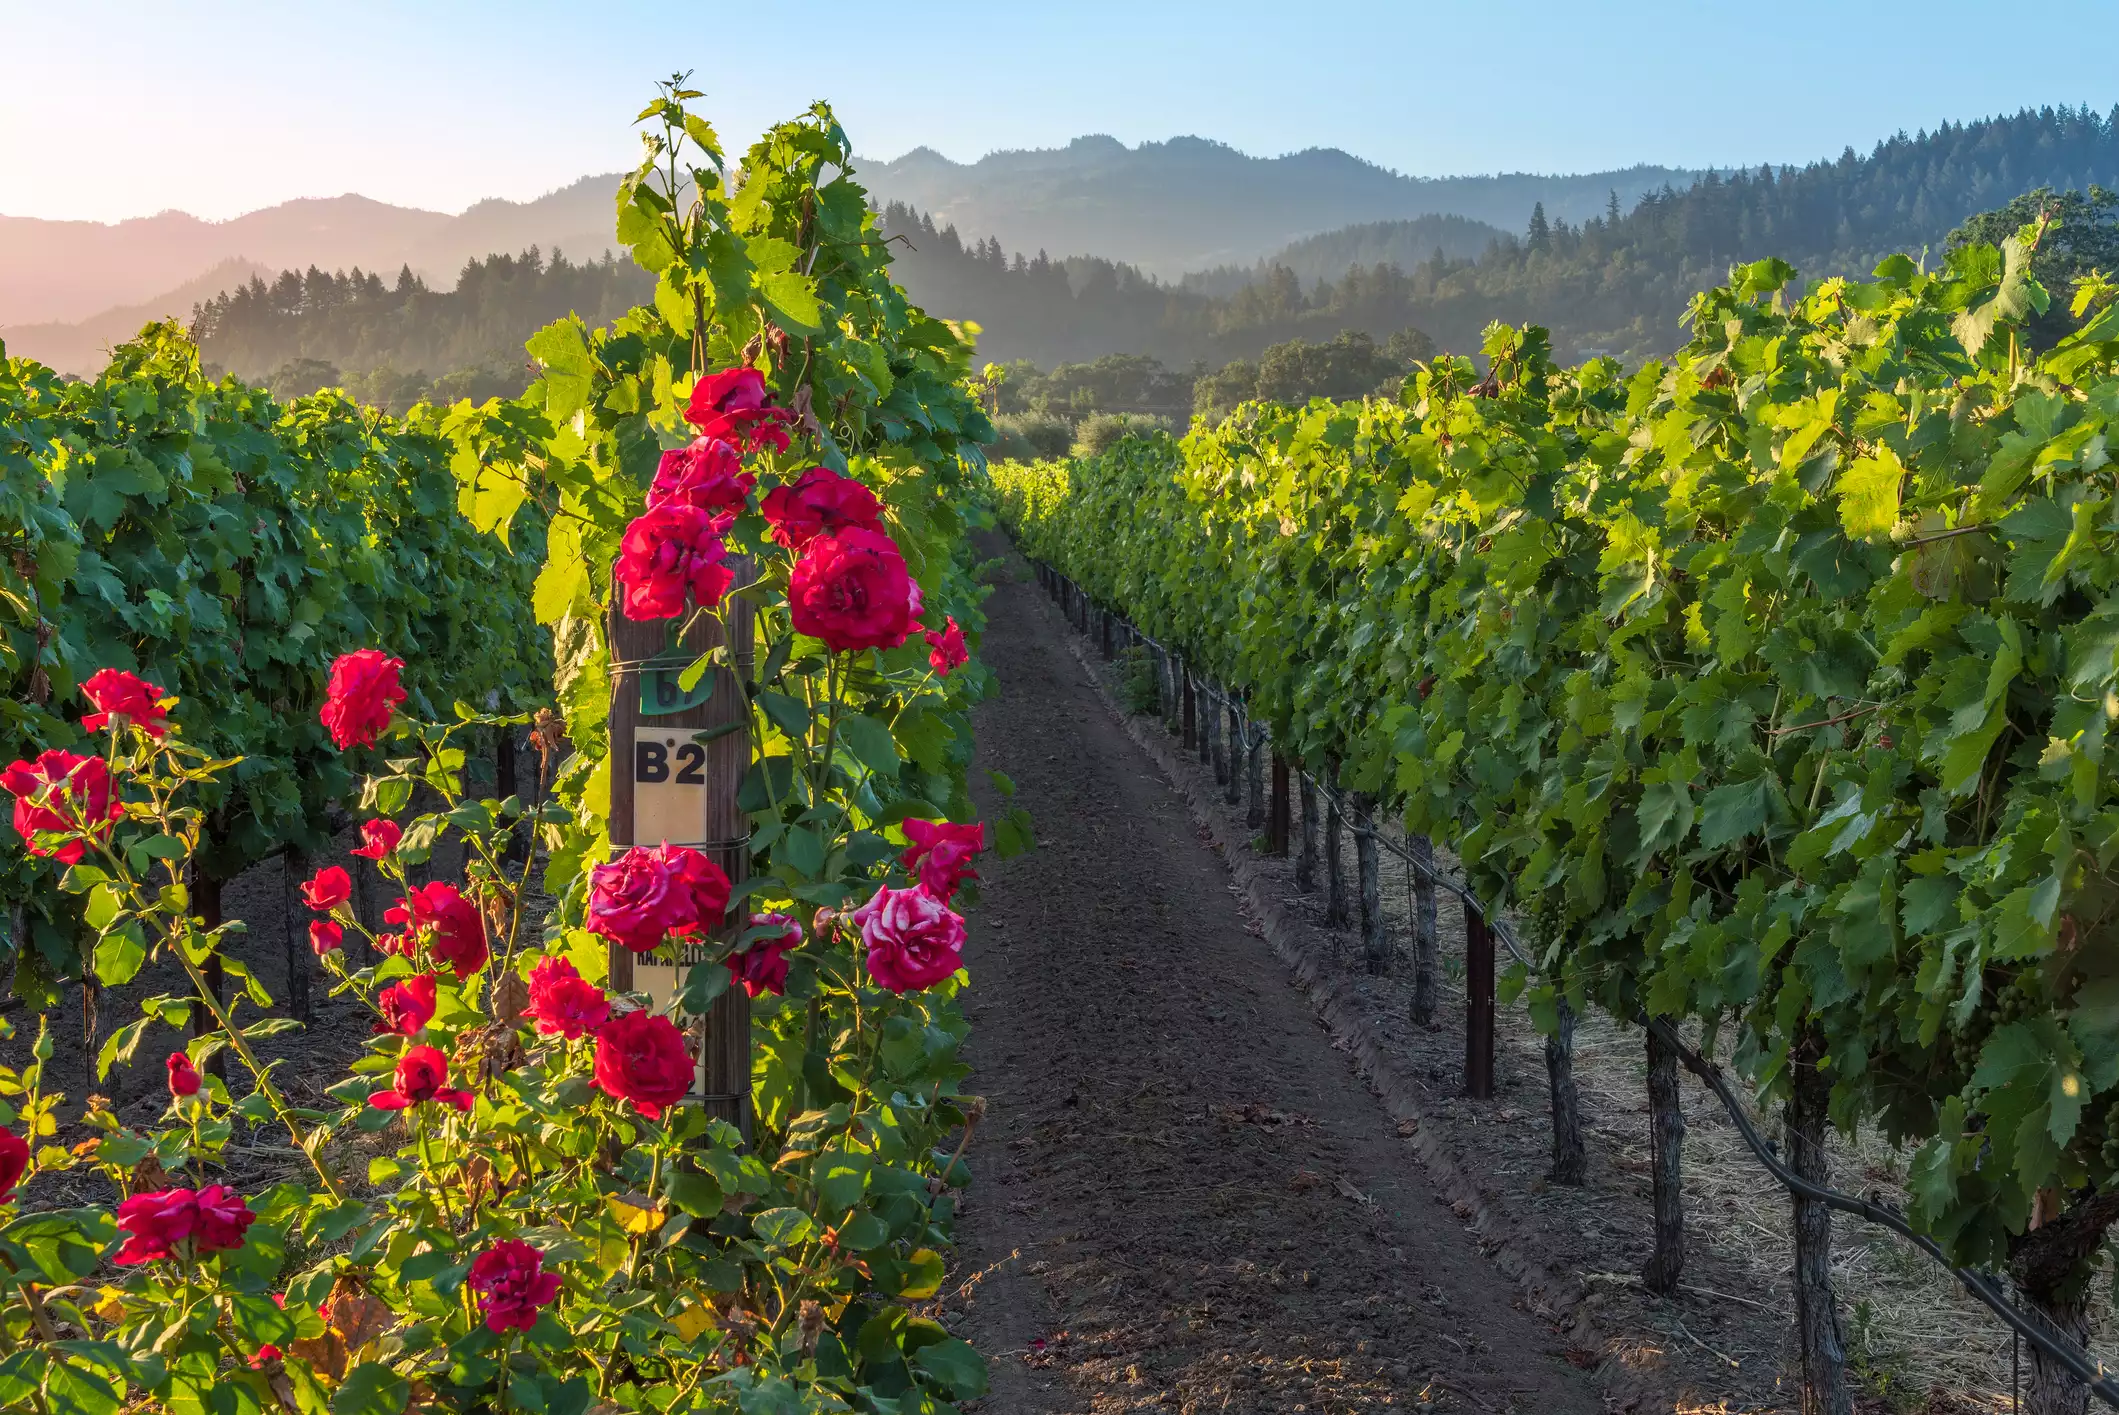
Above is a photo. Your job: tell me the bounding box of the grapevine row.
[994,233,2119,1411]
[0,328,546,995]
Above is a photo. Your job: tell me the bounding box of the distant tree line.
[190,247,650,411]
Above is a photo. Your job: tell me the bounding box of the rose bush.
[0,84,1016,1415]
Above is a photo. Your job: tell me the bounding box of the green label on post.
[640,655,713,716]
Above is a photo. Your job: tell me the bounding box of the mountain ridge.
[1,135,1709,328]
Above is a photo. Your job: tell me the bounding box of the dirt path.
[948,548,1601,1414]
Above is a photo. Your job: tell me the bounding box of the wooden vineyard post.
[1268,755,1290,856]
[1295,772,1318,890]
[1410,835,1439,1027]
[606,588,754,1138]
[1353,794,1384,973]
[1180,664,1196,751]
[1643,1023,1686,1295]
[1245,729,1265,830]
[1464,905,1495,1099]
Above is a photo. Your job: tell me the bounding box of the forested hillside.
[1181,213,1508,295]
[879,203,1439,367]
[190,246,649,409]
[1411,103,2119,358]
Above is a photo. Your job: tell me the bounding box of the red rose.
[0,1128,26,1202]
[592,1010,693,1118]
[114,1188,198,1264]
[352,818,402,861]
[192,1184,256,1253]
[114,1186,248,1262]
[760,467,884,550]
[386,881,489,978]
[309,920,344,956]
[320,650,406,750]
[788,526,921,653]
[586,844,730,954]
[0,749,122,864]
[924,617,968,677]
[683,368,797,453]
[376,974,438,1036]
[615,503,735,623]
[80,668,169,738]
[467,1238,562,1334]
[166,1052,201,1098]
[727,913,802,998]
[899,818,985,901]
[650,437,755,516]
[301,864,351,912]
[850,884,966,994]
[368,1043,475,1112]
[525,956,610,1039]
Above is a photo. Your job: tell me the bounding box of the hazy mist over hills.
[0,133,1701,367]
[0,176,622,329]
[858,136,1705,276]
[12,106,2118,383]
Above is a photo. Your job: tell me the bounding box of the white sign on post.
[628,723,715,1035]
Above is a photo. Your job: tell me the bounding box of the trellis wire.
[1039,560,2112,1409]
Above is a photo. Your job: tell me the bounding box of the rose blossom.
[319,650,406,750]
[193,1184,256,1252]
[309,920,343,956]
[351,818,402,860]
[525,956,610,1039]
[850,884,966,994]
[0,1129,23,1203]
[368,1043,475,1112]
[586,843,730,954]
[376,974,438,1036]
[114,1189,197,1264]
[788,526,921,653]
[386,881,489,978]
[683,367,797,452]
[114,1185,253,1264]
[615,503,735,622]
[899,818,986,902]
[924,617,968,677]
[80,668,169,738]
[0,749,122,864]
[649,437,755,516]
[300,864,351,912]
[760,466,885,549]
[467,1239,563,1333]
[727,913,802,998]
[592,1010,693,1118]
[166,1052,201,1098]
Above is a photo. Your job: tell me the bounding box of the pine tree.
[1527,201,1551,253]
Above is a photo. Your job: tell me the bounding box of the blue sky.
[6,0,2118,222]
